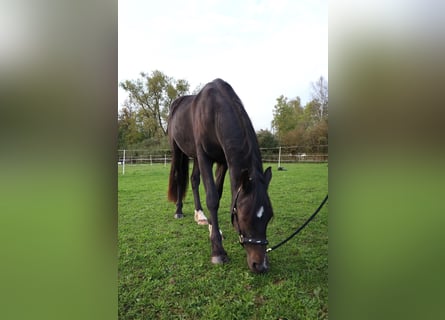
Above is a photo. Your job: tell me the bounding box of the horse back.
[192,79,257,161]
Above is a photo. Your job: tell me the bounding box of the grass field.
[118,163,328,319]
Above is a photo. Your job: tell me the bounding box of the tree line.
[118,70,328,153]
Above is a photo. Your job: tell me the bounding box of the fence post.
[278,146,282,169]
[164,154,167,167]
[122,149,126,175]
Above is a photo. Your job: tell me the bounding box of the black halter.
[231,186,269,246]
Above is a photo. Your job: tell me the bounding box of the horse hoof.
[211,255,229,264]
[194,210,208,225]
[174,213,184,219]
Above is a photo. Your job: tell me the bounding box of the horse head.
[232,167,273,273]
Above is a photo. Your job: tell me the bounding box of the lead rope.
[266,194,328,253]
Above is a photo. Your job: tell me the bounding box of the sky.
[119,0,328,131]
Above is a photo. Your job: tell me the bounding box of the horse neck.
[222,101,264,195]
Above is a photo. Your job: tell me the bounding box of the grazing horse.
[167,79,273,273]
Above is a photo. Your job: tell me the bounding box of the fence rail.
[117,146,328,169]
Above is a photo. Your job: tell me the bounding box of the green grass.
[118,163,328,319]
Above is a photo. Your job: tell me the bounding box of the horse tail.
[168,141,189,203]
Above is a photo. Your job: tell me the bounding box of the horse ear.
[240,169,252,191]
[264,166,272,188]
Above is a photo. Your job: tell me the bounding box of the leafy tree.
[118,104,141,149]
[119,70,190,138]
[271,76,328,149]
[271,95,303,144]
[310,76,328,121]
[302,100,320,127]
[256,129,279,149]
[271,96,292,139]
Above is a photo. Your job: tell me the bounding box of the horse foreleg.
[205,163,227,238]
[198,157,228,264]
[215,162,228,200]
[191,159,208,225]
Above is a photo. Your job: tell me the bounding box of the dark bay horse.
[167,79,273,273]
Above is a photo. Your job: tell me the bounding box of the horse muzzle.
[247,250,269,273]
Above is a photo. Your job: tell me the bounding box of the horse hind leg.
[174,186,184,219]
[169,141,188,219]
[191,159,208,225]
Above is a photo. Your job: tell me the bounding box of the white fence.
[259,146,328,165]
[117,146,327,173]
[117,150,170,165]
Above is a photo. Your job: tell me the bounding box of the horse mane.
[212,80,271,221]
[212,79,264,179]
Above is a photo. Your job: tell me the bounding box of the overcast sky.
[119,0,327,131]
